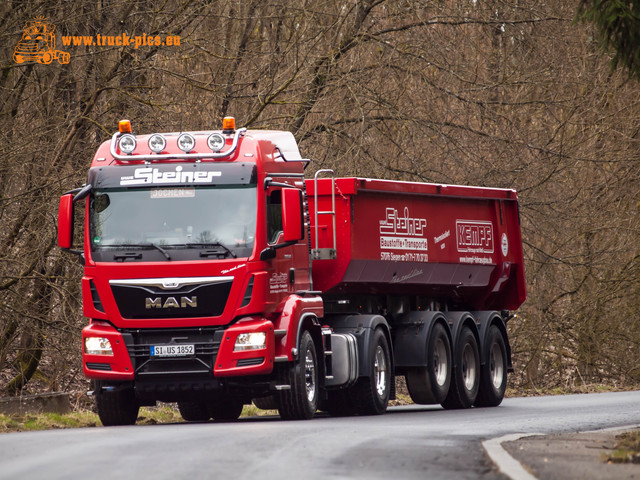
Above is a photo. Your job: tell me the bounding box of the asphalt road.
[1,391,639,480]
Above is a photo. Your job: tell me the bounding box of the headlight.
[234,332,267,351]
[84,337,113,355]
[148,134,166,153]
[177,133,196,152]
[118,134,136,154]
[207,133,225,152]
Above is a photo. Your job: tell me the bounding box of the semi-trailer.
[58,117,526,425]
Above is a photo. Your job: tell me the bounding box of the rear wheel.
[277,330,319,420]
[178,401,210,422]
[406,322,451,404]
[352,328,391,415]
[442,326,480,409]
[95,382,139,426]
[475,325,508,407]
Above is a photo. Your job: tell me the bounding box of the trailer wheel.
[95,382,139,426]
[406,322,451,404]
[442,326,480,409]
[352,328,391,415]
[475,325,507,407]
[178,401,210,422]
[209,399,244,422]
[277,330,319,420]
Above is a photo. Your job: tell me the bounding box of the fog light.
[177,133,196,152]
[118,134,136,154]
[207,133,225,152]
[148,134,166,153]
[234,332,266,351]
[85,337,113,355]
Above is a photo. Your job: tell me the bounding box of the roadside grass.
[604,431,640,464]
[0,403,281,433]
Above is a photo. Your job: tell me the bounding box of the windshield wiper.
[140,243,172,260]
[185,242,237,258]
[105,243,172,260]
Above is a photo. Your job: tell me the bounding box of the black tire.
[325,389,357,417]
[95,382,139,426]
[351,328,391,415]
[442,326,480,409]
[252,395,278,410]
[178,401,210,422]
[406,322,452,404]
[277,330,319,420]
[475,325,508,407]
[209,398,244,422]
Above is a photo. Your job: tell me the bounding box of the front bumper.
[82,317,276,381]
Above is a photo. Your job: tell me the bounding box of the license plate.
[150,344,194,357]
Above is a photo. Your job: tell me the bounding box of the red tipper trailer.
[308,177,525,310]
[58,118,526,425]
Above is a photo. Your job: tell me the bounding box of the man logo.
[145,296,197,309]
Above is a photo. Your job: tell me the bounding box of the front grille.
[122,327,224,376]
[111,279,233,319]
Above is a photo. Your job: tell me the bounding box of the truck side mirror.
[282,188,304,242]
[58,194,74,249]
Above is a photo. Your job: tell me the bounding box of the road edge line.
[483,424,640,480]
[482,433,542,480]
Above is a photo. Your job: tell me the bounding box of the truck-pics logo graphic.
[456,220,494,254]
[13,17,70,65]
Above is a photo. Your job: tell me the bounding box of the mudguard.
[324,314,391,379]
[392,311,451,368]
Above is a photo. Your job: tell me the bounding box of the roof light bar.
[109,127,247,162]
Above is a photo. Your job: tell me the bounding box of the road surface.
[0,391,639,479]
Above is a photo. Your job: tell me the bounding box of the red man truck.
[58,117,526,425]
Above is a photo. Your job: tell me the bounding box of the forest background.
[1,0,639,399]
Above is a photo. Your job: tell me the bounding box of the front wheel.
[178,401,210,422]
[95,382,139,426]
[475,325,508,407]
[352,328,391,415]
[277,330,319,420]
[209,399,244,422]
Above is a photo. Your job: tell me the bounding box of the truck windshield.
[89,185,256,257]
